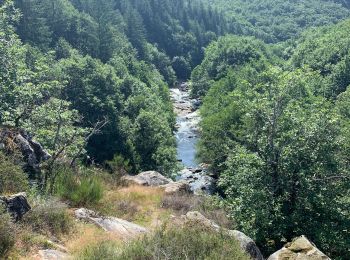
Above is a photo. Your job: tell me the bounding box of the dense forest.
[0,0,350,259]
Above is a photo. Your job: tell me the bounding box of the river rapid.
[170,86,200,168]
[170,84,215,194]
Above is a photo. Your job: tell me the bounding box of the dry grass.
[6,175,235,259]
[161,193,235,229]
[64,222,123,256]
[93,185,171,227]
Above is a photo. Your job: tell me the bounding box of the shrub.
[106,154,131,175]
[23,198,73,237]
[161,194,234,229]
[78,223,250,260]
[0,210,15,258]
[0,152,29,194]
[54,167,103,206]
[161,192,202,213]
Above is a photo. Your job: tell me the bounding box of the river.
[170,85,215,194]
[170,86,200,168]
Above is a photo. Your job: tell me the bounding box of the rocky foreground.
[0,170,332,260]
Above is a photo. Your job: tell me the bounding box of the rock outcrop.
[38,249,69,260]
[122,171,173,186]
[268,236,331,260]
[0,127,51,177]
[162,180,192,194]
[182,211,264,260]
[228,230,265,260]
[75,208,147,239]
[0,192,31,221]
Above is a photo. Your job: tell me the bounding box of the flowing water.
[170,86,216,194]
[170,87,200,168]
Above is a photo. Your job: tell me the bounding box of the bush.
[78,223,250,260]
[106,154,131,175]
[0,152,29,194]
[23,198,73,237]
[54,167,103,206]
[161,194,234,229]
[0,211,15,258]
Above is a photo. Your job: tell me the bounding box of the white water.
[170,88,200,168]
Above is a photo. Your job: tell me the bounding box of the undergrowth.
[78,223,249,260]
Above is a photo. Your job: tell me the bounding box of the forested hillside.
[195,14,350,260]
[0,0,350,259]
[204,0,349,42]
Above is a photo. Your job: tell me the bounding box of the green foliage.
[23,198,74,237]
[0,153,29,194]
[54,167,103,206]
[191,35,273,97]
[291,19,350,97]
[106,154,132,175]
[0,210,15,258]
[78,224,249,260]
[199,62,350,257]
[204,0,349,43]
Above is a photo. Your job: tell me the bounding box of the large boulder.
[0,127,51,177]
[182,211,264,260]
[122,171,173,186]
[162,180,192,194]
[228,230,265,260]
[75,208,148,239]
[268,236,330,260]
[0,192,31,221]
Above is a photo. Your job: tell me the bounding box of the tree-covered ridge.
[13,0,231,81]
[290,19,350,97]
[204,0,349,42]
[194,19,350,258]
[0,0,178,177]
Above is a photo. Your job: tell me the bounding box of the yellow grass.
[94,185,172,227]
[12,182,176,258]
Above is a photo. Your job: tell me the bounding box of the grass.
[0,211,15,258]
[0,152,29,194]
[94,185,169,227]
[54,166,104,207]
[22,197,74,238]
[77,223,250,260]
[161,193,235,229]
[0,163,238,259]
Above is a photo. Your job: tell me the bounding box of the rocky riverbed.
[170,83,215,194]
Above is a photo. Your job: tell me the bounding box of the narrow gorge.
[170,83,215,194]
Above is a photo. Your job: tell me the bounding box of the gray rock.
[162,180,192,194]
[228,230,264,260]
[75,208,148,239]
[122,171,173,186]
[178,168,216,195]
[0,127,51,177]
[183,211,263,260]
[268,235,330,260]
[38,249,69,260]
[0,192,31,221]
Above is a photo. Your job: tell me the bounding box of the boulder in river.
[268,235,331,260]
[178,168,216,195]
[0,192,31,221]
[182,211,264,260]
[122,171,173,186]
[75,208,148,239]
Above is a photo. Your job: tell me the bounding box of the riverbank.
[170,84,215,194]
